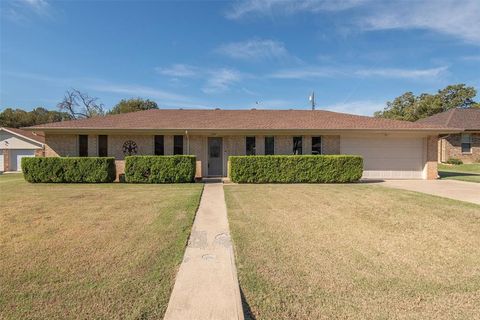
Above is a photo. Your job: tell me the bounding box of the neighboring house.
[25,109,458,179]
[418,109,480,163]
[0,127,45,172]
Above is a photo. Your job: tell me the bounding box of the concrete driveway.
[378,179,480,205]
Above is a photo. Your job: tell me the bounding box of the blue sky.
[1,0,479,115]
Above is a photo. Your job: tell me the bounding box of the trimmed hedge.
[125,155,196,183]
[22,157,116,183]
[229,155,363,183]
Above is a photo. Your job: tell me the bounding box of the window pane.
[312,136,322,155]
[79,135,88,157]
[293,136,302,155]
[462,143,472,153]
[98,135,108,157]
[265,136,274,155]
[174,135,183,155]
[246,136,256,155]
[154,135,164,155]
[461,134,471,143]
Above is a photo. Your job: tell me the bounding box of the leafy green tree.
[375,84,479,121]
[0,107,71,128]
[108,98,158,115]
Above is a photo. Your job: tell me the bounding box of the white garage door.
[341,137,424,179]
[9,149,36,172]
[0,150,4,172]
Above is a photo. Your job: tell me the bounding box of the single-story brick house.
[0,127,45,172]
[418,108,480,163]
[25,109,459,179]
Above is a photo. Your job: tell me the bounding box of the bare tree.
[57,89,105,119]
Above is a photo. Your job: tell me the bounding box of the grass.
[0,173,203,319]
[438,163,480,183]
[225,184,480,320]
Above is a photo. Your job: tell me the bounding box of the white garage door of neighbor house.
[0,150,4,172]
[341,137,424,179]
[9,149,35,172]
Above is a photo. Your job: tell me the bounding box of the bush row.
[229,155,363,183]
[125,155,196,183]
[22,157,116,183]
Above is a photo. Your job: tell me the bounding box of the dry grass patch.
[225,184,480,320]
[0,174,202,319]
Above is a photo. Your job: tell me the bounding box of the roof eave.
[23,127,463,134]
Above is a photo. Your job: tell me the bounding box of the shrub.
[229,155,363,183]
[125,155,196,183]
[22,157,116,183]
[446,158,463,165]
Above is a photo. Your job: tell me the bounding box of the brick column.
[255,136,265,155]
[164,135,174,155]
[426,135,438,180]
[4,149,10,171]
[322,136,341,154]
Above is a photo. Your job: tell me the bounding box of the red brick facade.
[439,133,480,163]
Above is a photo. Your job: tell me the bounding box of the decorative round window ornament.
[122,140,138,156]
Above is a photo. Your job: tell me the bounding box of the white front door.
[341,136,425,179]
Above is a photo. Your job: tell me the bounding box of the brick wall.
[3,149,10,171]
[425,135,438,180]
[322,135,341,154]
[441,133,480,163]
[107,135,154,159]
[45,134,77,157]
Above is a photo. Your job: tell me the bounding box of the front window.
[154,135,164,155]
[79,135,88,157]
[265,136,274,155]
[293,136,303,155]
[312,136,322,155]
[98,135,108,157]
[246,136,256,155]
[461,134,472,153]
[173,135,183,155]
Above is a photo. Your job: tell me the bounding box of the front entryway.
[208,137,223,176]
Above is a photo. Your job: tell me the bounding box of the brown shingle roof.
[417,108,480,130]
[2,127,45,143]
[26,109,455,131]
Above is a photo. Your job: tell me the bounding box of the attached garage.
[341,135,426,179]
[8,149,36,171]
[1,127,44,172]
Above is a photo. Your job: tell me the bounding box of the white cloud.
[3,0,53,23]
[269,67,342,79]
[226,0,366,19]
[325,100,384,116]
[361,0,480,45]
[216,38,289,60]
[155,64,198,78]
[227,0,480,45]
[461,55,480,61]
[269,66,448,80]
[354,66,448,79]
[203,69,243,94]
[90,83,189,101]
[157,64,244,94]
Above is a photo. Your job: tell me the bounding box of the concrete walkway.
[379,179,480,205]
[164,182,244,320]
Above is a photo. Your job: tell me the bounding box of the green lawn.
[225,184,480,320]
[438,163,480,183]
[0,173,203,319]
